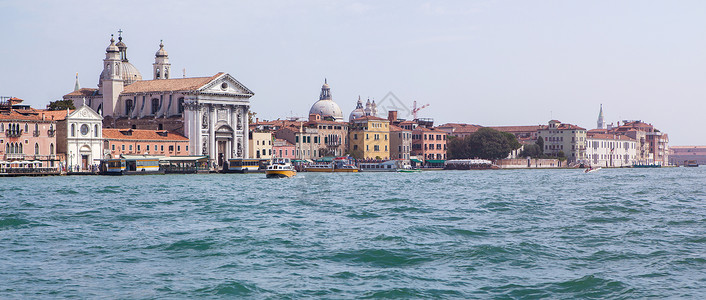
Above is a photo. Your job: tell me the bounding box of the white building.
[56,104,104,171]
[63,33,253,167]
[537,120,587,163]
[586,133,637,167]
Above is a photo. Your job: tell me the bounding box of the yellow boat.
[265,158,297,178]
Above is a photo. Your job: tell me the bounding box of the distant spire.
[74,72,80,91]
[597,104,605,129]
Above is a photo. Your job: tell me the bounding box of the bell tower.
[153,40,171,80]
[100,35,123,116]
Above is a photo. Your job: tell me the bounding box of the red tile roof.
[0,109,71,121]
[103,129,188,141]
[64,88,98,97]
[389,125,410,132]
[121,73,224,93]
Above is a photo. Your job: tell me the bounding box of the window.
[354,134,358,140]
[374,145,379,151]
[112,144,115,151]
[177,146,180,152]
[353,145,358,150]
[151,98,160,114]
[50,143,54,155]
[129,145,133,151]
[35,143,39,155]
[146,145,150,151]
[178,97,185,113]
[122,145,125,151]
[155,145,158,151]
[94,125,98,137]
[71,124,75,137]
[161,145,164,151]
[137,145,141,151]
[169,145,174,152]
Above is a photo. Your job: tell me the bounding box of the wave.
[479,275,634,298]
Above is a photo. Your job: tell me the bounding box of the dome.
[309,79,343,121]
[310,100,343,121]
[155,40,168,57]
[349,96,365,121]
[98,61,142,86]
[106,37,119,53]
[119,61,142,85]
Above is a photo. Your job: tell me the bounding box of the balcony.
[33,130,40,137]
[5,129,22,137]
[4,153,25,160]
[47,129,55,137]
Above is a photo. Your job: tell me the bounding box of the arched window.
[94,124,98,137]
[35,123,38,133]
[164,68,169,79]
[151,99,159,115]
[178,97,184,113]
[25,123,28,132]
[50,143,54,155]
[156,68,160,79]
[5,143,8,154]
[18,143,23,154]
[125,99,133,114]
[35,143,39,155]
[71,124,75,137]
[0,123,4,132]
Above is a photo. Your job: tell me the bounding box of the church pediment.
[68,105,103,121]
[198,73,254,96]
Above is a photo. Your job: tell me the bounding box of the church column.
[210,104,216,164]
[242,105,249,159]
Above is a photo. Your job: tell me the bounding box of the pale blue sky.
[1,0,704,145]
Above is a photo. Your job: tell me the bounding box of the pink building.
[103,129,190,158]
[0,97,65,170]
[273,138,295,159]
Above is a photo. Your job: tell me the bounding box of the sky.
[1,0,705,145]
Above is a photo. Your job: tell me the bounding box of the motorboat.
[265,158,297,178]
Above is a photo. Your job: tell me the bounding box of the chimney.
[255,118,259,123]
[388,110,397,122]
[309,113,320,122]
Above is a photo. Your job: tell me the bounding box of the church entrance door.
[81,155,89,171]
[217,140,227,166]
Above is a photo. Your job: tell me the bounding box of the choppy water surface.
[1,168,705,298]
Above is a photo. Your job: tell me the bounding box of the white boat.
[584,167,602,173]
[266,158,297,178]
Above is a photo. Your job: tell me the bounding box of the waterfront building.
[608,120,669,166]
[63,33,253,167]
[56,104,104,171]
[273,138,295,159]
[537,120,587,163]
[585,132,636,167]
[389,125,412,160]
[271,123,321,161]
[669,146,706,166]
[348,116,390,160]
[103,128,189,157]
[0,97,63,169]
[249,131,272,159]
[411,126,447,163]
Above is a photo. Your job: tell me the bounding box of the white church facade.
[63,33,253,166]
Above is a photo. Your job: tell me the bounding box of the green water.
[1,168,705,298]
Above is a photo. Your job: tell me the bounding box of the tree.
[47,99,75,111]
[248,110,257,124]
[447,128,518,160]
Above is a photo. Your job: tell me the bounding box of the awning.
[410,159,422,163]
[426,160,446,164]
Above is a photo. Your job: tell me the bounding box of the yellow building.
[248,131,272,159]
[348,116,390,160]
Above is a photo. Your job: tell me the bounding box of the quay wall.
[496,158,562,169]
